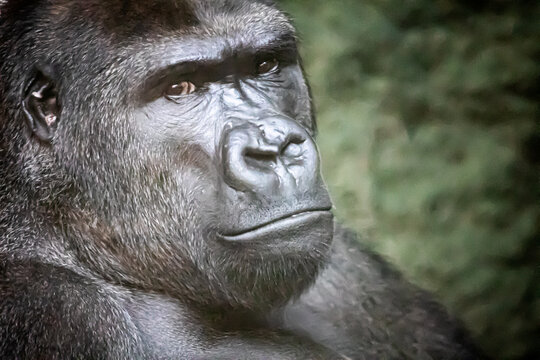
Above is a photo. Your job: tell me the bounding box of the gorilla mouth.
[218,208,332,242]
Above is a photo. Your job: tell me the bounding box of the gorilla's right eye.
[257,58,279,75]
[164,81,197,99]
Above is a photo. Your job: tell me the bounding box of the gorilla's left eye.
[257,58,279,75]
[164,81,197,99]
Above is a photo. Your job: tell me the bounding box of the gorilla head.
[0,0,333,310]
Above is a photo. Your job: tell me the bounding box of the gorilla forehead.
[41,0,292,39]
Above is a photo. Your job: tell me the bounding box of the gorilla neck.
[43,206,327,311]
[2,162,330,312]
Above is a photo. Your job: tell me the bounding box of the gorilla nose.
[221,117,319,195]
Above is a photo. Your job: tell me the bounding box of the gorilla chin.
[218,210,334,250]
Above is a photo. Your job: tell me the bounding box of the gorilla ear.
[22,66,60,142]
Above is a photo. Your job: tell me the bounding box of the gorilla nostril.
[281,134,306,157]
[282,142,303,158]
[244,147,278,168]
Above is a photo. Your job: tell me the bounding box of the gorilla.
[0,0,482,359]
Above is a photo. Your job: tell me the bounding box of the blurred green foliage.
[280,1,540,359]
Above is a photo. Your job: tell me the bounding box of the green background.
[280,1,540,359]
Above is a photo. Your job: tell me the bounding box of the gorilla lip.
[218,208,332,242]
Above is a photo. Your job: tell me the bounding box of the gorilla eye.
[257,58,279,75]
[165,81,197,98]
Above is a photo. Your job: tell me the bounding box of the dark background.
[280,1,539,359]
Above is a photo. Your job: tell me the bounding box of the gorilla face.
[6,0,333,309]
[134,21,333,247]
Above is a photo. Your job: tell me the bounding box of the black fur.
[0,0,484,359]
